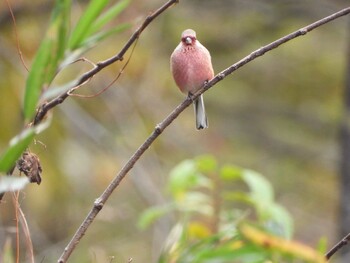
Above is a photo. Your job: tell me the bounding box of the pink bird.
[170,29,214,130]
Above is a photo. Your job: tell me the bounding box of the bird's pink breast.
[171,43,214,94]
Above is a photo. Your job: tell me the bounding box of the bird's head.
[181,29,197,46]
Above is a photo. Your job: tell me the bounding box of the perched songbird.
[170,29,214,130]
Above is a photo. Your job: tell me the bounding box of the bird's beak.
[185,37,192,45]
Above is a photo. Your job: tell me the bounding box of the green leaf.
[194,244,268,263]
[159,223,185,263]
[33,110,53,134]
[176,192,212,215]
[220,165,242,181]
[0,177,29,193]
[195,155,217,174]
[264,204,294,239]
[80,23,130,48]
[24,0,70,120]
[168,160,199,196]
[58,23,129,70]
[168,160,212,198]
[41,79,77,101]
[316,237,328,254]
[241,169,274,204]
[240,169,293,239]
[222,191,252,204]
[24,39,53,120]
[138,205,174,229]
[85,0,130,37]
[0,129,35,172]
[68,0,110,49]
[45,0,71,83]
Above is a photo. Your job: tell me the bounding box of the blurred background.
[0,0,349,262]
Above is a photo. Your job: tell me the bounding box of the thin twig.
[11,191,35,263]
[33,0,179,125]
[12,191,20,263]
[5,0,29,72]
[57,6,350,263]
[18,201,35,263]
[325,232,350,260]
[69,38,139,98]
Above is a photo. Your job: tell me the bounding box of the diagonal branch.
[57,6,350,263]
[199,6,350,95]
[33,0,179,125]
[325,232,350,260]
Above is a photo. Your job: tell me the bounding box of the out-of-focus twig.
[12,191,20,263]
[57,6,350,263]
[5,0,28,71]
[12,192,35,263]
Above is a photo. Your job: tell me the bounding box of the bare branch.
[13,192,35,263]
[57,6,350,263]
[200,6,350,96]
[326,232,350,260]
[33,0,179,126]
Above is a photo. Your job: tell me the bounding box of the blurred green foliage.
[140,156,327,262]
[0,0,348,262]
[0,128,35,172]
[24,0,70,120]
[0,0,129,180]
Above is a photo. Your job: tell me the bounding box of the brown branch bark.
[326,232,350,260]
[57,6,350,263]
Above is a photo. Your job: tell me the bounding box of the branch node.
[38,103,47,112]
[94,199,104,211]
[254,48,265,57]
[155,124,162,134]
[300,28,308,35]
[217,73,225,80]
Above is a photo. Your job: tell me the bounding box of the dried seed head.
[17,152,42,185]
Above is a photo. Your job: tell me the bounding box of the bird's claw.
[187,92,195,102]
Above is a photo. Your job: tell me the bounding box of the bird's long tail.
[194,94,208,130]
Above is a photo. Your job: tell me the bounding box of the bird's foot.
[187,92,195,102]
